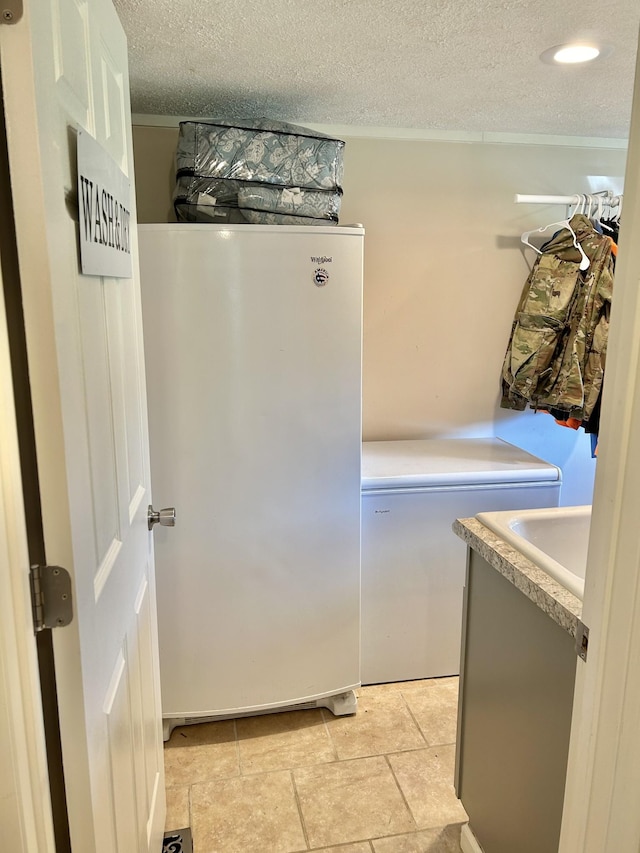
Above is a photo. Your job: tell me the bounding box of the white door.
[0,0,165,851]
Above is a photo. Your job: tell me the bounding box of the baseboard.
[460,823,485,853]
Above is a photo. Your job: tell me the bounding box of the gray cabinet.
[455,549,577,853]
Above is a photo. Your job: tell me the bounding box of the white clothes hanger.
[614,195,623,222]
[521,214,591,271]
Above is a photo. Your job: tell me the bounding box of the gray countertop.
[453,517,582,638]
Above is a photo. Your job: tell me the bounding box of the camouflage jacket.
[501,214,614,421]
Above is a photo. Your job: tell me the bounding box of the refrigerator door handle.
[148,505,176,531]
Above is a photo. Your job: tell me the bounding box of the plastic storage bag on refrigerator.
[173,118,344,225]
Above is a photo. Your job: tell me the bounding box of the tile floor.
[164,677,468,852]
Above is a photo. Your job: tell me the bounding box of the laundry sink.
[476,505,591,600]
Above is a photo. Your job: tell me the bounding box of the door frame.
[559,31,640,853]
[0,195,55,852]
[0,57,71,851]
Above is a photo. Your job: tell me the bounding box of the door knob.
[148,505,176,531]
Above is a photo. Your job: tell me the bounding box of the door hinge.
[576,619,589,662]
[1,0,22,24]
[29,565,73,633]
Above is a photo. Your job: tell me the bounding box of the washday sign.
[77,129,133,278]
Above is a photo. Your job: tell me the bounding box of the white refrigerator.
[138,223,363,737]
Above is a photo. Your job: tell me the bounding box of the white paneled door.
[0,1,165,851]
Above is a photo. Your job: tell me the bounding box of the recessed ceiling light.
[540,43,612,66]
[554,45,600,63]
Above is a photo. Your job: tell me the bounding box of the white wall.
[132,125,627,506]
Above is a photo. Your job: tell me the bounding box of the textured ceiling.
[115,0,640,138]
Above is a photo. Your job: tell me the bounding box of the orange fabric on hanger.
[540,410,582,430]
[554,416,582,430]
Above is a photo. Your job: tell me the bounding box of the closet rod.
[514,192,622,205]
[514,193,584,205]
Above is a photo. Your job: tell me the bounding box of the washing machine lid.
[361,438,561,491]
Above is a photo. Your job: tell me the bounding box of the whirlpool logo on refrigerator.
[311,256,332,287]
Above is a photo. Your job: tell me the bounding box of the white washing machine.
[361,438,562,684]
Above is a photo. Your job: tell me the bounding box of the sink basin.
[476,505,591,600]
